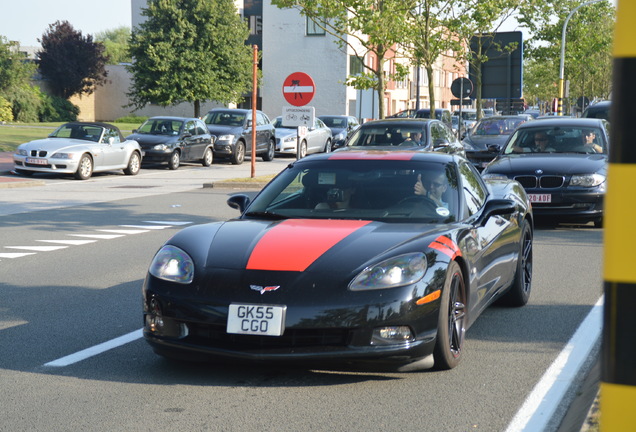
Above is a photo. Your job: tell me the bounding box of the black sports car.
[143,151,533,371]
[482,118,608,227]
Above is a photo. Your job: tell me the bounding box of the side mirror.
[246,120,253,128]
[227,194,251,213]
[476,199,516,227]
[487,144,502,153]
[132,129,138,134]
[433,139,450,149]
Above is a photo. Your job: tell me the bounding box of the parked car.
[386,109,417,118]
[338,118,465,155]
[582,100,611,121]
[142,150,533,371]
[462,115,531,170]
[126,117,214,170]
[483,108,496,117]
[451,115,466,139]
[203,108,275,165]
[318,115,360,149]
[453,109,483,132]
[414,108,453,129]
[273,116,332,157]
[13,122,142,180]
[482,118,609,227]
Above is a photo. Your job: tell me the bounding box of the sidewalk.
[0,151,46,188]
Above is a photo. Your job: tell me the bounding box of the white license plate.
[26,158,48,165]
[528,194,552,203]
[227,304,286,336]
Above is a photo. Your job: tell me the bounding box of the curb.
[203,181,269,189]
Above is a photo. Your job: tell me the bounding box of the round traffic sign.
[283,72,315,106]
[451,77,473,99]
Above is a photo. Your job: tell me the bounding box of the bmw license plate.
[528,194,551,203]
[227,304,286,336]
[26,158,47,165]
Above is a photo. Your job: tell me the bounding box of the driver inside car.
[413,172,449,208]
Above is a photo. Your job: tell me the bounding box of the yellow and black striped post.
[601,1,636,429]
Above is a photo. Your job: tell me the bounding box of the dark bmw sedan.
[482,118,609,227]
[462,115,530,170]
[127,117,214,170]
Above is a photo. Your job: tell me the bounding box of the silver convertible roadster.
[13,122,143,180]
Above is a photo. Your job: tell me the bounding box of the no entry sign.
[282,72,315,106]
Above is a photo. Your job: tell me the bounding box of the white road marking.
[69,234,125,239]
[120,224,172,230]
[43,328,143,367]
[0,252,37,258]
[38,239,97,245]
[5,245,68,252]
[504,296,603,432]
[144,221,192,225]
[98,229,149,234]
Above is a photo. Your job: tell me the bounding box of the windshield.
[50,124,104,142]
[503,125,607,155]
[203,111,247,127]
[471,118,526,136]
[246,159,459,224]
[272,117,290,128]
[346,124,428,147]
[320,116,346,128]
[137,119,183,136]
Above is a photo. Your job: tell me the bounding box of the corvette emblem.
[250,285,280,295]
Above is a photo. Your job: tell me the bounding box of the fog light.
[145,298,188,338]
[147,298,164,332]
[371,326,414,345]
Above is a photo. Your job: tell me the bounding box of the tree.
[38,21,109,99]
[127,0,253,118]
[0,36,42,122]
[95,26,132,64]
[271,0,414,119]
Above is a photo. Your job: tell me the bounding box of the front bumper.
[465,151,499,171]
[140,149,172,163]
[526,188,604,222]
[276,138,299,154]
[13,155,79,174]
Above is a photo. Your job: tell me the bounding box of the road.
[0,160,603,431]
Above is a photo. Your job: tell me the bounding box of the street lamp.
[558,0,607,115]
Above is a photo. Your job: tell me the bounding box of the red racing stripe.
[428,235,462,259]
[328,151,415,160]
[246,219,372,271]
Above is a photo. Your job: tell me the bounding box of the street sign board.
[451,78,473,99]
[451,99,473,106]
[282,106,315,127]
[283,72,316,106]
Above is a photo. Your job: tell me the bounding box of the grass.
[0,122,144,153]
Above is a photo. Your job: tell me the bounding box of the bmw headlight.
[349,253,427,291]
[218,134,236,142]
[51,152,76,159]
[570,173,606,187]
[153,144,169,151]
[482,173,509,181]
[149,245,194,284]
[283,135,297,143]
[17,148,27,156]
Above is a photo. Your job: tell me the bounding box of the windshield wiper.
[244,211,288,220]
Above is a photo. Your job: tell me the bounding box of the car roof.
[206,108,257,114]
[515,117,606,129]
[298,149,459,164]
[147,116,192,121]
[359,118,438,126]
[64,121,119,129]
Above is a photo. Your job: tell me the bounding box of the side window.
[103,128,120,144]
[431,123,444,141]
[196,120,207,135]
[256,112,267,126]
[185,121,196,135]
[459,161,487,216]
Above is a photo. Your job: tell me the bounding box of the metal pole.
[251,45,258,178]
[558,0,605,116]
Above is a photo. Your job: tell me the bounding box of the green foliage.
[0,95,13,122]
[38,20,109,99]
[38,93,79,122]
[0,36,43,122]
[127,0,253,117]
[114,115,148,123]
[95,26,132,64]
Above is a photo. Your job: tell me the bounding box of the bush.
[39,94,79,122]
[0,96,13,122]
[114,115,148,123]
[5,86,41,122]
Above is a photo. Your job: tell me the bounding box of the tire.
[231,141,245,165]
[124,152,141,175]
[433,260,466,370]
[593,217,603,228]
[298,140,308,159]
[74,154,93,180]
[202,147,213,166]
[498,220,533,306]
[262,139,275,162]
[324,138,332,153]
[168,151,180,170]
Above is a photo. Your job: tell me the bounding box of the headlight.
[51,152,76,159]
[17,148,27,156]
[349,253,427,290]
[283,135,297,143]
[570,173,605,187]
[218,134,236,141]
[153,144,169,151]
[482,173,509,181]
[334,132,346,140]
[149,245,194,284]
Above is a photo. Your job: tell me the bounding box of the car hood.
[329,127,347,135]
[275,128,297,139]
[464,134,509,150]
[485,153,607,175]
[168,218,449,276]
[206,125,243,136]
[126,134,177,148]
[19,138,94,152]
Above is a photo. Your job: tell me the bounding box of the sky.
[1,0,132,47]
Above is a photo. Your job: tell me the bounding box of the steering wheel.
[385,195,439,217]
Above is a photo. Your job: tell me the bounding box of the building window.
[306,17,326,36]
[349,55,364,75]
[246,15,262,35]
